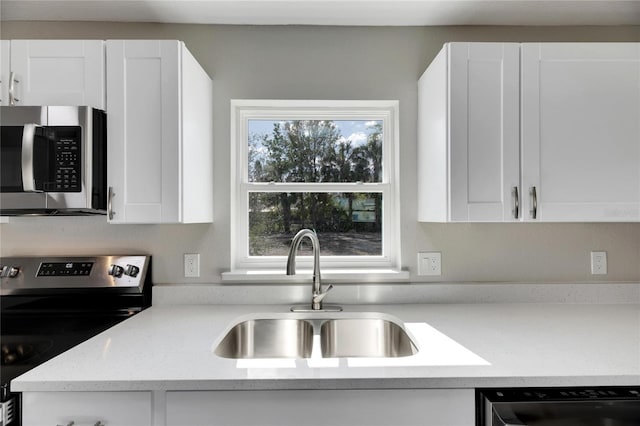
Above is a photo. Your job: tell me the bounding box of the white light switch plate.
[184,253,200,278]
[590,251,607,275]
[417,252,441,276]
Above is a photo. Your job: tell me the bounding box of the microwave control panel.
[42,126,82,192]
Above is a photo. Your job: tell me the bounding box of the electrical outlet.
[184,253,200,278]
[590,251,607,275]
[417,252,441,276]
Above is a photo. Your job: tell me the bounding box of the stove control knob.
[124,264,140,277]
[108,264,124,278]
[0,266,20,278]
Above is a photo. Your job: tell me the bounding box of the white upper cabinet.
[521,43,640,222]
[0,41,9,105]
[4,40,105,109]
[418,42,640,222]
[106,40,213,224]
[418,43,520,222]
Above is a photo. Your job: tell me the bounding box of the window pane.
[248,120,383,183]
[249,192,382,256]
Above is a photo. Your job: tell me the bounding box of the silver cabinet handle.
[56,422,74,426]
[529,186,537,219]
[108,186,115,220]
[21,123,37,192]
[512,186,519,219]
[8,71,19,105]
[55,422,103,426]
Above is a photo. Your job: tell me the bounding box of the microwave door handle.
[492,405,529,426]
[21,123,38,192]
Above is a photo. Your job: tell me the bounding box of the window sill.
[221,268,410,284]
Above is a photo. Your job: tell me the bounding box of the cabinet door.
[449,43,520,222]
[9,40,105,109]
[521,43,640,221]
[106,40,181,223]
[166,389,475,426]
[0,40,9,106]
[22,391,152,426]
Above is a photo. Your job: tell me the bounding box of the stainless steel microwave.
[0,106,106,216]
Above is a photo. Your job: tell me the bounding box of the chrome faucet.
[286,229,340,312]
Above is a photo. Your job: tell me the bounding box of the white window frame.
[230,99,401,273]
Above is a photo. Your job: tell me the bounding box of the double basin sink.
[215,313,418,359]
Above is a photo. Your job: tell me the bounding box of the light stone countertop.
[11,302,640,392]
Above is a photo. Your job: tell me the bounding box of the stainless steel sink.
[214,314,418,359]
[214,319,314,359]
[320,318,417,358]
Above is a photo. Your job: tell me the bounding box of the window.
[230,100,400,273]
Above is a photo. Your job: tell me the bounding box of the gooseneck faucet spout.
[286,229,335,311]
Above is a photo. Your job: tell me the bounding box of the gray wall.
[1,22,639,284]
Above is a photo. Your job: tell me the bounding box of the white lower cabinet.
[22,391,152,426]
[22,389,474,426]
[165,389,475,426]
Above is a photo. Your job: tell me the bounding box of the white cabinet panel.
[166,389,475,426]
[107,40,179,223]
[0,40,9,106]
[9,40,104,109]
[521,43,640,221]
[417,47,448,222]
[181,45,215,224]
[418,42,520,222]
[106,40,213,224]
[22,391,152,426]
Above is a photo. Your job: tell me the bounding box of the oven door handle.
[21,123,41,192]
[492,405,529,426]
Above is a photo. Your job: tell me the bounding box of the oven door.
[1,297,139,426]
[488,399,640,426]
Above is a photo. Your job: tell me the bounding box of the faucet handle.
[313,284,333,304]
[321,283,334,295]
[292,284,342,312]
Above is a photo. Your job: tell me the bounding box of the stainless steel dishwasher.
[477,387,640,426]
